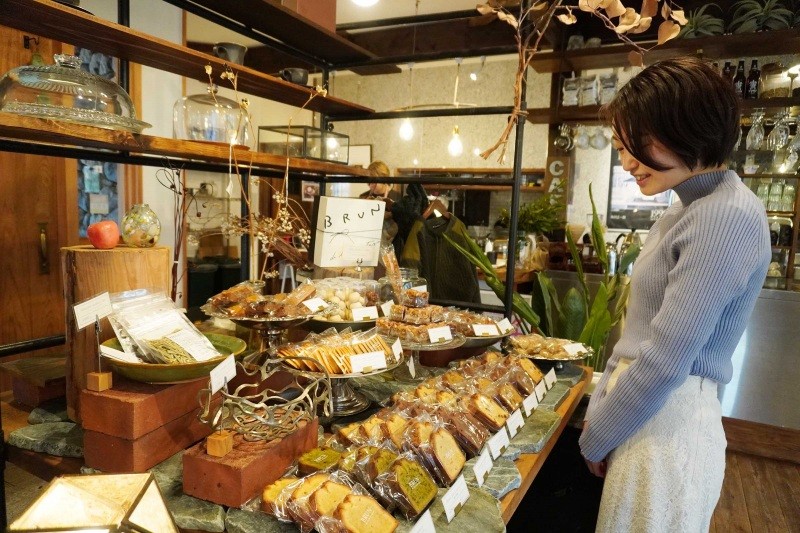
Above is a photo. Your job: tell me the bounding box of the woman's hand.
[582,421,608,477]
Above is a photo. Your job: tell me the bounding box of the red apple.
[87,220,120,249]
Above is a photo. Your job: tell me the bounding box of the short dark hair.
[600,56,740,171]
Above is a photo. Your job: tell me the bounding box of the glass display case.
[257,125,349,164]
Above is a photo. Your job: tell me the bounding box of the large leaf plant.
[728,0,794,33]
[678,3,725,37]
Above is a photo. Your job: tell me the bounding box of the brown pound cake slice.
[261,476,299,515]
[334,493,398,533]
[430,427,466,485]
[309,480,352,521]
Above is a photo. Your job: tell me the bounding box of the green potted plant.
[678,3,725,37]
[728,0,794,33]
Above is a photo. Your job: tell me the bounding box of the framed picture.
[606,149,674,230]
[302,181,320,202]
[348,144,372,168]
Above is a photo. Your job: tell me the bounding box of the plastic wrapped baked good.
[461,393,509,432]
[405,420,465,487]
[287,473,331,531]
[332,493,399,533]
[374,456,438,520]
[402,288,429,308]
[298,447,342,476]
[261,476,300,516]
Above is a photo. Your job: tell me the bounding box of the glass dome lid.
[0,54,151,133]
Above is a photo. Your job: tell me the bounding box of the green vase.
[121,203,161,248]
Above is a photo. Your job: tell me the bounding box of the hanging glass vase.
[121,204,161,248]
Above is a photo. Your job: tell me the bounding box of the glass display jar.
[377,267,427,303]
[0,54,150,133]
[760,63,791,98]
[172,84,252,147]
[121,204,161,248]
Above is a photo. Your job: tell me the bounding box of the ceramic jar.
[121,203,161,247]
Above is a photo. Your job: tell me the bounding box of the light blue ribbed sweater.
[580,170,770,462]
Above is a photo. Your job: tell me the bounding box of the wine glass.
[746,110,765,150]
[766,111,790,151]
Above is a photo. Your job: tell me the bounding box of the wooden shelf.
[741,97,800,112]
[0,113,371,177]
[529,29,800,73]
[766,211,796,217]
[0,0,373,118]
[424,185,547,192]
[396,167,545,176]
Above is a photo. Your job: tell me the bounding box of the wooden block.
[183,418,318,507]
[83,408,212,473]
[80,376,210,440]
[206,431,234,457]
[11,377,65,408]
[62,245,171,423]
[86,371,112,391]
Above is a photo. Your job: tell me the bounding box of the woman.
[580,56,770,532]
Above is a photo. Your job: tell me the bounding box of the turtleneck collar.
[672,169,740,206]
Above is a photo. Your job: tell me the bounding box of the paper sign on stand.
[535,380,547,402]
[472,323,500,337]
[427,326,453,343]
[473,448,493,487]
[563,343,587,356]
[410,510,436,533]
[302,298,328,313]
[506,409,524,438]
[544,368,557,389]
[488,428,510,460]
[380,301,393,317]
[313,197,385,267]
[496,318,514,334]
[73,292,113,330]
[350,351,387,373]
[442,475,470,523]
[523,391,539,416]
[351,306,379,321]
[210,355,237,394]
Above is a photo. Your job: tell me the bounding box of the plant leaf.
[641,0,658,18]
[531,275,553,336]
[476,4,496,15]
[531,1,549,12]
[619,7,640,25]
[588,185,608,268]
[661,1,671,20]
[603,0,627,18]
[557,12,578,24]
[618,242,641,273]
[561,288,587,341]
[497,10,519,28]
[657,19,680,44]
[579,0,603,12]
[630,16,653,33]
[670,9,688,25]
[628,50,644,67]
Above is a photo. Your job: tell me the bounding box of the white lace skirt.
[596,375,726,533]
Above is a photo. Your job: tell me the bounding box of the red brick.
[11,377,65,408]
[183,418,319,507]
[84,408,211,473]
[80,377,210,440]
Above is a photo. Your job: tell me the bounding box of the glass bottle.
[722,61,734,83]
[121,204,161,248]
[745,59,760,99]
[733,60,746,98]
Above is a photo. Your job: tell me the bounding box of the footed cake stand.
[391,334,466,383]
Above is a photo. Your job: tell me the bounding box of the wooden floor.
[711,451,800,533]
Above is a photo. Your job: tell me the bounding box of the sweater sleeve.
[579,203,769,462]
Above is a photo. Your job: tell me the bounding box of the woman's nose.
[621,152,638,173]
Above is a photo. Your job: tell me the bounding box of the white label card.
[411,285,427,293]
[523,391,539,416]
[351,306,379,321]
[496,318,514,334]
[427,325,453,343]
[472,323,500,337]
[99,345,139,363]
[564,342,587,356]
[380,301,393,317]
[488,427,510,460]
[535,380,547,402]
[544,368,557,389]
[350,351,387,373]
[507,409,525,438]
[407,356,416,379]
[302,298,328,312]
[210,355,237,394]
[409,510,435,533]
[473,448,493,487]
[442,474,470,523]
[73,292,113,330]
[391,338,403,359]
[166,329,220,362]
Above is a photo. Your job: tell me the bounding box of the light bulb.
[413,158,419,165]
[448,126,463,157]
[472,147,480,156]
[469,72,478,81]
[326,137,339,150]
[399,118,414,140]
[351,0,379,6]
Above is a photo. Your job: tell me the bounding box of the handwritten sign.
[380,301,393,317]
[410,510,435,533]
[442,475,470,522]
[506,409,524,438]
[210,355,237,394]
[351,306,379,321]
[496,318,514,334]
[302,298,328,313]
[488,427,510,460]
[313,197,385,267]
[427,325,453,343]
[535,380,547,402]
[350,351,387,373]
[73,292,112,330]
[473,448,493,487]
[544,368,557,389]
[523,391,539,416]
[564,342,588,356]
[472,323,500,337]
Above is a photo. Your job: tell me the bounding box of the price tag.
[442,474,470,523]
[410,510,436,533]
[73,292,113,330]
[351,306,379,321]
[167,330,220,362]
[564,342,587,356]
[210,355,237,394]
[544,368,557,389]
[506,409,524,438]
[407,356,416,379]
[427,325,453,343]
[472,448,493,487]
[380,301,393,317]
[488,427,510,460]
[523,391,539,416]
[391,338,403,360]
[350,351,387,373]
[496,318,514,334]
[99,345,139,363]
[535,380,547,402]
[472,323,500,337]
[302,298,328,313]
[411,285,428,293]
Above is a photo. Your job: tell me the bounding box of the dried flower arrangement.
[477,0,687,162]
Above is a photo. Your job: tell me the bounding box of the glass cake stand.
[390,334,466,383]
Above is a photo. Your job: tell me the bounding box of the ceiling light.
[351,0,379,6]
[399,118,414,141]
[448,126,463,157]
[470,56,486,82]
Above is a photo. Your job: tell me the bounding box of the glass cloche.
[0,54,151,133]
[172,84,252,147]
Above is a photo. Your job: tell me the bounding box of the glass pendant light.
[448,126,463,156]
[351,0,379,6]
[398,63,415,141]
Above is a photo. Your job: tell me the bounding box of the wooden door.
[0,27,72,387]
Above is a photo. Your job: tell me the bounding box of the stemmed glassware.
[766,111,791,151]
[746,109,765,150]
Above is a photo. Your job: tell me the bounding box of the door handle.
[38,222,49,274]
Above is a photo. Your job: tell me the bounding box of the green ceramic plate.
[100,333,248,384]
